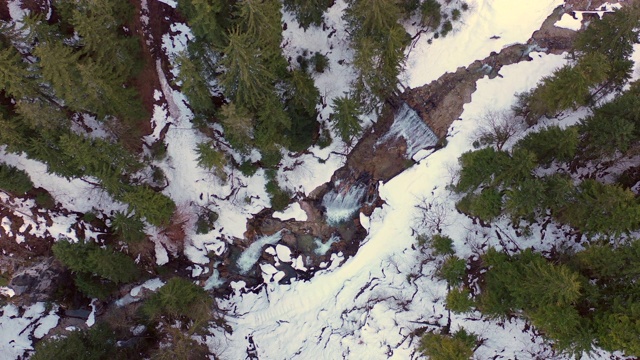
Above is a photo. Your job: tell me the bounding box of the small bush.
[451,8,461,21]
[446,288,474,313]
[0,163,33,194]
[419,328,478,360]
[265,178,292,211]
[195,208,218,235]
[238,160,258,177]
[440,20,453,37]
[438,256,467,286]
[311,52,330,73]
[35,191,56,209]
[431,234,455,256]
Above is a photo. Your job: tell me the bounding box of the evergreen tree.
[573,5,640,90]
[177,0,232,46]
[283,0,332,29]
[174,52,215,114]
[111,210,146,244]
[218,28,275,111]
[514,126,579,166]
[0,163,34,195]
[330,94,362,144]
[219,102,254,153]
[52,239,140,283]
[121,186,176,227]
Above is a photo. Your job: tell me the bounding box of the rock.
[9,257,66,304]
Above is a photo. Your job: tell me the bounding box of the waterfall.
[236,231,283,274]
[377,102,439,158]
[322,185,366,226]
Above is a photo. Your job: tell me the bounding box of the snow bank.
[405,0,564,88]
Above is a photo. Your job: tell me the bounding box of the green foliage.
[52,239,140,284]
[514,126,578,166]
[454,147,510,192]
[236,0,285,67]
[141,277,212,325]
[430,234,455,256]
[74,273,117,300]
[464,187,503,222]
[31,323,117,360]
[283,0,332,29]
[310,51,330,73]
[35,191,56,209]
[195,208,218,235]
[174,52,215,114]
[265,176,292,211]
[238,160,259,177]
[520,53,610,123]
[122,186,176,227]
[219,28,276,111]
[195,142,228,180]
[0,163,33,194]
[437,256,467,286]
[420,0,442,29]
[597,302,640,356]
[446,287,474,313]
[419,328,477,360]
[504,178,546,221]
[558,179,640,237]
[579,113,635,158]
[177,0,231,46]
[344,0,410,111]
[111,211,146,244]
[283,69,321,152]
[220,102,254,153]
[573,5,640,89]
[330,94,362,144]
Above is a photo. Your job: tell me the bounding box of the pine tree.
[219,102,254,153]
[218,28,275,111]
[178,0,231,46]
[330,94,362,144]
[283,0,332,29]
[111,210,146,243]
[174,51,215,114]
[121,186,176,227]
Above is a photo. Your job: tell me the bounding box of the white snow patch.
[275,244,292,263]
[273,202,308,222]
[555,12,582,30]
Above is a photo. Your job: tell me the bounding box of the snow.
[210,16,575,357]
[0,303,58,358]
[156,0,176,8]
[116,278,165,307]
[405,0,564,87]
[236,231,283,274]
[273,202,308,222]
[86,299,98,327]
[275,244,292,263]
[555,12,583,30]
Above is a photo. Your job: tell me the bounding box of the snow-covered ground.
[204,1,628,359]
[1,0,637,358]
